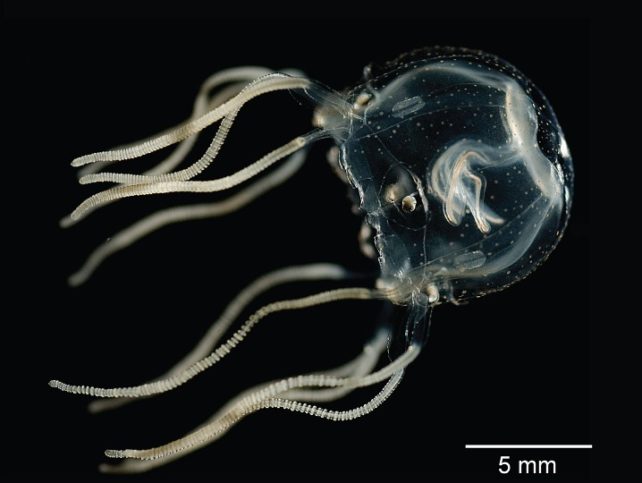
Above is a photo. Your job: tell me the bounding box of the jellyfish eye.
[401,195,417,213]
[379,164,428,230]
[352,92,373,111]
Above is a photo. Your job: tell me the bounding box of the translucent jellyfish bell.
[318,47,573,311]
[50,47,573,472]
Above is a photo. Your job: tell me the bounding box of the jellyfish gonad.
[50,47,573,473]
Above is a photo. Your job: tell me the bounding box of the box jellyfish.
[49,47,573,473]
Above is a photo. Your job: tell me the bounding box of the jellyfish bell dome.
[323,47,574,305]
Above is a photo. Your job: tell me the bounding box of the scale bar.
[466,444,592,449]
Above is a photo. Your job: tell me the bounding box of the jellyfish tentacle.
[66,133,315,224]
[49,286,382,399]
[79,73,292,185]
[71,73,310,168]
[88,262,352,413]
[69,149,307,287]
[268,369,403,420]
[103,342,418,464]
[139,83,244,177]
[280,329,385,403]
[79,66,277,178]
[98,327,390,474]
[65,72,324,226]
[105,373,405,462]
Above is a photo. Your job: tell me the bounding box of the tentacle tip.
[99,462,142,475]
[62,211,83,225]
[105,449,126,459]
[59,216,74,229]
[71,157,89,168]
[67,272,86,287]
[48,379,60,389]
[87,401,104,414]
[98,463,114,474]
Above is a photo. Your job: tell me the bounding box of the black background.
[5,15,590,482]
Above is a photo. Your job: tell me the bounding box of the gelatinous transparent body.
[50,47,573,473]
[320,47,573,305]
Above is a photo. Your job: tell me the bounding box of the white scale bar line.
[466,444,592,449]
